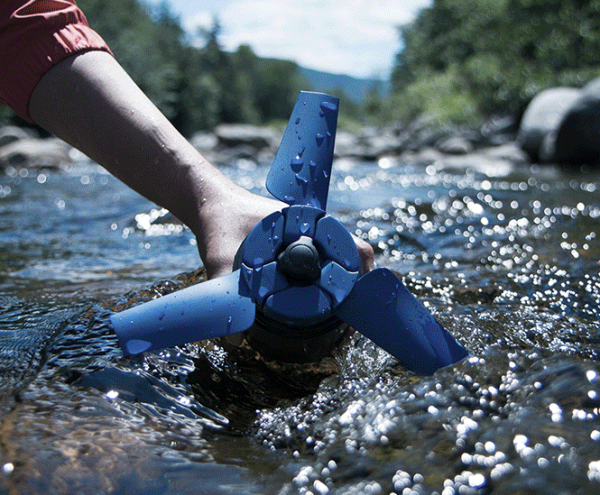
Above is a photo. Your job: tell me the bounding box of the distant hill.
[299,67,390,104]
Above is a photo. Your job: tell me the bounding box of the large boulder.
[542,77,600,165]
[517,87,581,161]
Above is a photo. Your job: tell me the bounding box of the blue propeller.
[110,91,468,374]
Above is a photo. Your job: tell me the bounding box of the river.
[0,154,599,494]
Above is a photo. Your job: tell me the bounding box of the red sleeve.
[0,0,112,122]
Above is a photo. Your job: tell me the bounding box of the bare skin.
[28,51,375,281]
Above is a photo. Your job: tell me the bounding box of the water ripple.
[0,161,599,494]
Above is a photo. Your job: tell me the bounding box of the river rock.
[435,135,473,155]
[333,129,359,157]
[0,126,35,147]
[543,77,600,165]
[480,115,519,146]
[189,131,218,151]
[213,124,280,151]
[353,127,404,160]
[517,87,581,161]
[483,142,529,164]
[0,137,72,169]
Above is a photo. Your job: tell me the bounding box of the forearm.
[27,50,288,279]
[28,50,230,236]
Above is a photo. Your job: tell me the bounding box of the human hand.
[193,179,374,348]
[193,180,374,280]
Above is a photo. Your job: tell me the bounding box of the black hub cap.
[276,236,321,282]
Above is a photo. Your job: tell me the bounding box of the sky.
[145,0,431,79]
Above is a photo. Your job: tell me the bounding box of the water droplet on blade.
[291,157,304,172]
[295,174,308,185]
[320,101,338,112]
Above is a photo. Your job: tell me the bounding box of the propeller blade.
[111,270,256,356]
[334,268,468,374]
[266,91,339,210]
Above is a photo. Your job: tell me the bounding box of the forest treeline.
[76,0,314,136]
[4,0,600,133]
[391,0,600,124]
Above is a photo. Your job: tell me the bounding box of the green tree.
[79,0,185,122]
[392,0,600,123]
[231,47,309,124]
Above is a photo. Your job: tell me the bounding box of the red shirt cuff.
[0,1,113,122]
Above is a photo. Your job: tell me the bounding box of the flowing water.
[0,153,599,494]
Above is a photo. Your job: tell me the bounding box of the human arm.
[2,1,374,280]
[27,50,289,279]
[28,50,374,279]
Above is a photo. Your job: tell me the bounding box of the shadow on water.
[0,159,599,494]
